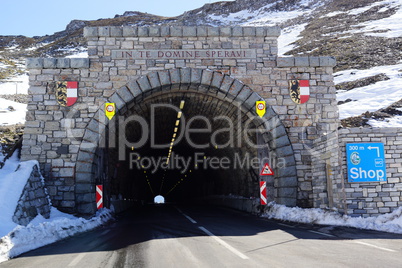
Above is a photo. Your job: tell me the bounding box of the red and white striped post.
[260,181,267,205]
[96,185,103,209]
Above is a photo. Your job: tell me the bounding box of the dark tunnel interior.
[94,89,264,205]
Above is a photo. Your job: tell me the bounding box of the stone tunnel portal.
[22,26,339,216]
[81,70,297,212]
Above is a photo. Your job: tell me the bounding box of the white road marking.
[277,223,294,228]
[182,214,197,224]
[198,226,249,260]
[68,253,87,267]
[308,230,335,237]
[176,207,197,224]
[354,241,397,252]
[175,207,248,260]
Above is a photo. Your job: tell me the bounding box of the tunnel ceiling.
[124,89,258,148]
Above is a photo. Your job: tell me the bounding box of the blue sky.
[1,0,228,37]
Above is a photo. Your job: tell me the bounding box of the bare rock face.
[65,20,88,32]
[1,0,402,127]
[336,74,390,92]
[2,0,400,65]
[174,0,321,26]
[114,11,146,18]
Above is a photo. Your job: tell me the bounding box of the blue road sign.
[346,143,387,182]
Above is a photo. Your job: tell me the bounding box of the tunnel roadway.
[1,205,402,268]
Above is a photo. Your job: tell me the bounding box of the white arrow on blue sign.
[346,143,387,183]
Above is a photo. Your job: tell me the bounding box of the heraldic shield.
[289,79,310,104]
[56,81,78,107]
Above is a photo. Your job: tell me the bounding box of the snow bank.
[0,208,113,263]
[0,155,114,263]
[264,202,402,234]
[0,155,36,238]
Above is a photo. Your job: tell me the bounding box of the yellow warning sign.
[256,101,266,118]
[105,103,115,120]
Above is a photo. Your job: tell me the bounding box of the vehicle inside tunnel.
[94,88,266,207]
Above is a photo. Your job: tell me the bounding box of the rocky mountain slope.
[0,0,401,128]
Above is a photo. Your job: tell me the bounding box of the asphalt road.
[1,205,402,267]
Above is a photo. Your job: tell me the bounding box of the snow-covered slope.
[335,63,402,122]
[0,74,28,126]
[0,153,113,263]
[177,0,402,127]
[1,0,401,127]
[0,97,27,126]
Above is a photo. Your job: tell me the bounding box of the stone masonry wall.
[275,57,338,207]
[311,130,344,211]
[339,128,402,217]
[12,164,51,226]
[21,26,338,214]
[21,58,89,213]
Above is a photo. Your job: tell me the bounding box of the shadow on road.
[9,204,402,260]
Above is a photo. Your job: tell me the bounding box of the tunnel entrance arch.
[75,69,297,214]
[22,26,339,215]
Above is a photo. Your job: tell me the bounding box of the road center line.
[68,253,87,267]
[198,226,249,260]
[183,213,198,224]
[176,207,197,223]
[354,241,397,252]
[175,207,248,260]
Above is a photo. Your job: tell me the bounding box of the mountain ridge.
[0,0,401,127]
[1,0,400,67]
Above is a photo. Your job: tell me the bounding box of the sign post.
[96,185,103,209]
[346,143,386,182]
[260,181,267,205]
